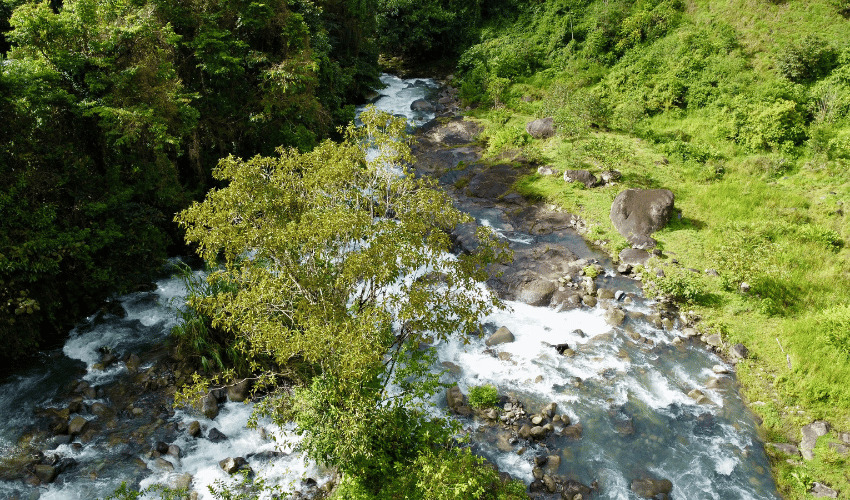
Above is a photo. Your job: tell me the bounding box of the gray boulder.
[486,326,516,346]
[610,189,675,249]
[219,457,248,475]
[730,343,749,360]
[802,421,831,460]
[207,428,227,443]
[600,170,622,184]
[563,170,598,188]
[227,379,252,403]
[811,482,839,498]
[200,392,219,420]
[517,279,557,306]
[526,117,555,139]
[68,415,89,436]
[769,443,801,456]
[619,248,650,266]
[446,385,472,416]
[537,165,560,176]
[630,476,673,498]
[410,99,434,112]
[604,307,626,327]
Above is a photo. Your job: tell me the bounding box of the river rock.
[530,426,548,439]
[207,428,227,443]
[730,343,749,360]
[604,307,626,327]
[200,393,219,420]
[619,248,650,266]
[446,385,472,416]
[219,457,248,474]
[610,189,675,249]
[410,99,434,112]
[519,424,532,439]
[562,423,583,439]
[810,482,839,498]
[34,464,58,484]
[630,476,673,498]
[227,379,252,403]
[486,326,515,346]
[526,117,555,139]
[518,278,558,306]
[597,288,615,299]
[801,421,831,460]
[712,364,729,374]
[170,473,193,490]
[563,170,598,188]
[68,415,88,436]
[188,420,201,438]
[702,333,723,347]
[541,402,557,418]
[543,474,557,493]
[531,415,545,426]
[168,445,182,458]
[151,458,174,471]
[125,353,141,373]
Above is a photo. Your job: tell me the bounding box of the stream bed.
[0,74,780,500]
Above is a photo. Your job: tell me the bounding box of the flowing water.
[0,74,780,500]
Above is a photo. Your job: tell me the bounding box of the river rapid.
[0,74,780,500]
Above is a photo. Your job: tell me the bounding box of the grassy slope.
[460,0,850,497]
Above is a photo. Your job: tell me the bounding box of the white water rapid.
[0,75,780,500]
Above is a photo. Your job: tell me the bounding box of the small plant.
[467,384,499,409]
[583,265,599,278]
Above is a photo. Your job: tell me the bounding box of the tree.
[175,107,508,491]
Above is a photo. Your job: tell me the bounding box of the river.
[0,74,780,500]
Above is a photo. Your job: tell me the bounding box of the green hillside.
[449,0,850,496]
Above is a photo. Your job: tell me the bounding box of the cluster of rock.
[765,421,849,498]
[409,81,460,117]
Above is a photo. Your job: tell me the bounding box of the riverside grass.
[454,0,850,496]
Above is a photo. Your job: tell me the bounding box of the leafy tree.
[175,108,508,491]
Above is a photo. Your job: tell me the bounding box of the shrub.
[467,384,499,409]
[819,305,850,358]
[647,267,708,304]
[776,34,839,83]
[583,265,599,278]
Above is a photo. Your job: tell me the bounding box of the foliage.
[646,267,708,304]
[0,0,381,364]
[176,108,508,492]
[467,384,499,409]
[818,305,850,358]
[776,34,839,83]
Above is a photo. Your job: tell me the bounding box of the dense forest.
[3,0,850,498]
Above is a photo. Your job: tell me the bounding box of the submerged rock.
[630,476,673,498]
[486,326,515,347]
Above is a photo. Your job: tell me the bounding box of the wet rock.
[207,428,227,443]
[151,458,174,471]
[486,326,515,346]
[466,164,521,199]
[543,474,557,493]
[617,263,633,275]
[168,445,182,458]
[518,279,558,306]
[581,296,597,308]
[562,423,583,440]
[610,189,675,249]
[810,482,839,498]
[563,170,598,188]
[219,457,248,474]
[169,473,193,490]
[519,424,532,440]
[51,434,73,447]
[529,424,548,439]
[410,99,434,112]
[712,365,729,374]
[441,361,462,375]
[446,386,473,416]
[526,117,555,139]
[531,415,545,426]
[188,421,201,438]
[68,415,89,436]
[155,441,169,454]
[802,421,831,460]
[604,307,626,327]
[200,393,219,420]
[34,464,58,484]
[630,476,673,498]
[769,443,801,456]
[597,288,615,300]
[555,343,571,355]
[227,379,252,403]
[541,402,557,418]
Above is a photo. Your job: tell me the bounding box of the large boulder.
[801,421,831,460]
[227,379,252,403]
[526,117,555,139]
[410,99,434,112]
[486,326,515,346]
[610,189,675,249]
[517,279,558,306]
[446,385,472,416]
[200,392,219,420]
[630,476,673,498]
[563,170,598,188]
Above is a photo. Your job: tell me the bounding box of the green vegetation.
[0,0,380,365]
[446,0,850,496]
[172,108,518,498]
[467,384,499,409]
